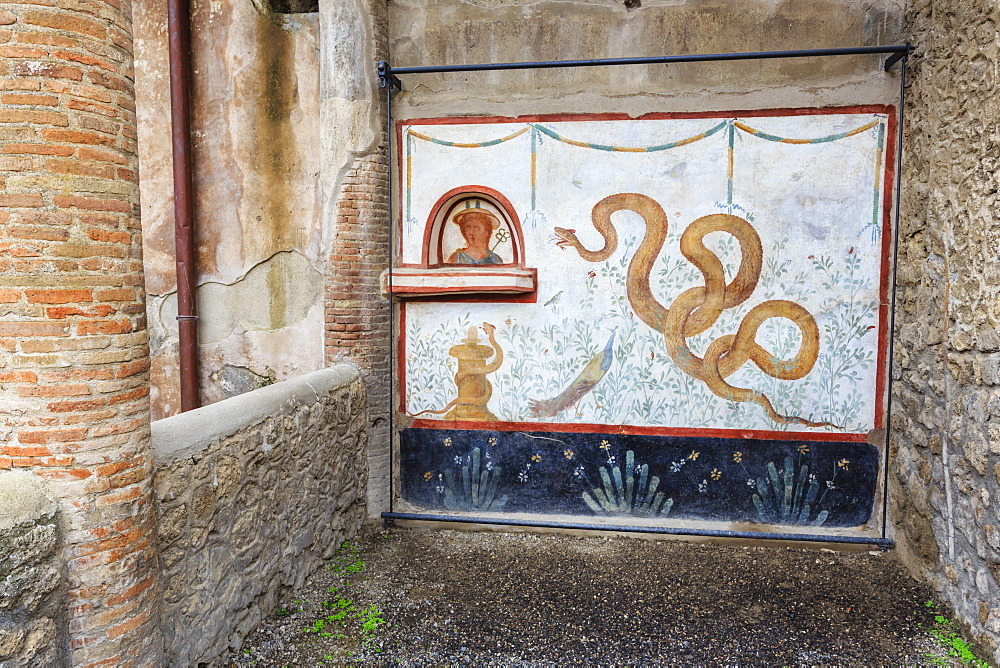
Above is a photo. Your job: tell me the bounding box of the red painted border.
[395,104,897,442]
[410,418,870,443]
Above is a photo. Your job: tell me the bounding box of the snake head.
[481,322,496,335]
[552,227,578,249]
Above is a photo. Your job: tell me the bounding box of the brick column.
[0,1,162,665]
[320,0,390,515]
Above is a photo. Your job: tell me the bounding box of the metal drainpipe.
[167,0,200,411]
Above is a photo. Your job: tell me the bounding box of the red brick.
[77,147,127,165]
[0,370,36,382]
[1,445,52,457]
[2,143,75,157]
[41,127,115,146]
[0,193,43,207]
[53,50,117,73]
[25,289,92,304]
[108,386,146,405]
[53,195,129,212]
[23,11,107,39]
[0,289,21,303]
[12,60,84,81]
[46,305,116,319]
[7,226,71,241]
[17,32,79,48]
[45,158,114,179]
[1,92,59,106]
[40,368,113,382]
[47,398,106,412]
[17,427,87,444]
[87,228,130,244]
[105,574,154,607]
[0,46,49,59]
[76,319,131,335]
[116,359,148,378]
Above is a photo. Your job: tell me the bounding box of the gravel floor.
[229,524,971,666]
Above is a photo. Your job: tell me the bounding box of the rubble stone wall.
[0,471,68,667]
[151,364,368,665]
[890,0,1000,660]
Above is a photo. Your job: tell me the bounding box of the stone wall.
[0,471,68,667]
[890,0,1000,660]
[152,364,368,665]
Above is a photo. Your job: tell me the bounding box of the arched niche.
[421,186,525,268]
[388,185,536,298]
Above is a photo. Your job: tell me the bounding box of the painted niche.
[389,187,537,297]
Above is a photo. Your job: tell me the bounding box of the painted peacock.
[528,330,615,418]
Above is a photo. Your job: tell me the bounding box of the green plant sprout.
[443,447,508,511]
[752,456,828,526]
[582,449,674,517]
[921,601,989,667]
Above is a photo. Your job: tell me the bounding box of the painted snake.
[554,193,835,428]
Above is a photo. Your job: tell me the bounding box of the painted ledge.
[151,364,361,462]
[382,267,537,297]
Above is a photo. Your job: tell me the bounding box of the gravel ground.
[228,524,977,666]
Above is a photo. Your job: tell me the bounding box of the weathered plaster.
[135,0,323,419]
[148,250,324,416]
[389,0,904,119]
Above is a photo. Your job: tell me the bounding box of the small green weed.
[921,600,989,667]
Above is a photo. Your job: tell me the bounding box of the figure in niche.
[447,205,505,265]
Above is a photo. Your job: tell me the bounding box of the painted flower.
[599,440,611,451]
[443,437,452,448]
[809,473,817,483]
[518,471,529,483]
[837,458,850,470]
[488,437,498,446]
[608,456,617,466]
[485,462,494,472]
[573,465,585,478]
[435,485,444,494]
[688,450,700,461]
[797,444,810,455]
[494,228,510,243]
[454,456,462,465]
[670,461,684,473]
[746,478,755,487]
[587,270,597,279]
[531,453,542,463]
[504,318,512,326]
[732,451,743,463]
[826,480,836,489]
[711,468,722,481]
[564,449,574,460]
[423,472,433,481]
[698,480,708,494]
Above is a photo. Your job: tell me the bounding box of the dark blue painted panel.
[399,428,879,528]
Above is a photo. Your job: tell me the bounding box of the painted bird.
[528,330,615,418]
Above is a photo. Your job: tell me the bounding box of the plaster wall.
[890,0,1000,659]
[134,0,324,419]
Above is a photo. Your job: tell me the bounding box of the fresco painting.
[396,109,894,532]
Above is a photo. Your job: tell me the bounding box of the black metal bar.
[881,53,908,541]
[883,42,911,71]
[384,45,911,77]
[382,512,894,548]
[386,77,395,515]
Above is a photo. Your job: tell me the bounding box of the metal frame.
[379,44,912,548]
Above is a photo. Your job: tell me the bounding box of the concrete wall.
[152,365,368,664]
[134,0,324,420]
[890,0,1000,660]
[0,471,68,667]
